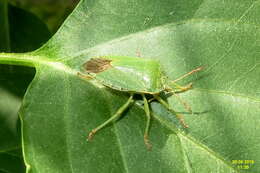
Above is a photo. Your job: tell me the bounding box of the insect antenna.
[171,66,203,83]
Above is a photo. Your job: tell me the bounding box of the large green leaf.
[1,0,260,172]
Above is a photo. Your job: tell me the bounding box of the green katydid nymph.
[78,55,203,150]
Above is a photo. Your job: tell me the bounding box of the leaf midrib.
[2,52,257,102]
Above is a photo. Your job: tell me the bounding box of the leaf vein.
[151,110,240,173]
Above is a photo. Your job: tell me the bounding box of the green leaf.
[0,2,50,173]
[1,0,260,172]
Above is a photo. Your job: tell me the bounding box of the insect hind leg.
[88,94,134,141]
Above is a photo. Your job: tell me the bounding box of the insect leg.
[171,66,203,83]
[154,95,189,128]
[166,83,192,94]
[142,94,152,150]
[88,94,134,141]
[171,92,192,113]
[170,82,193,93]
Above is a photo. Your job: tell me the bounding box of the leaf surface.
[2,0,260,172]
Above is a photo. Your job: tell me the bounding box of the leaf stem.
[0,52,40,67]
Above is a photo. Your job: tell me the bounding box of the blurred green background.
[9,0,79,33]
[0,1,79,172]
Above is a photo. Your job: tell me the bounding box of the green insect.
[78,55,202,149]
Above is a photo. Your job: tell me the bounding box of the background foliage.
[0,0,260,172]
[0,0,74,172]
[8,0,79,32]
